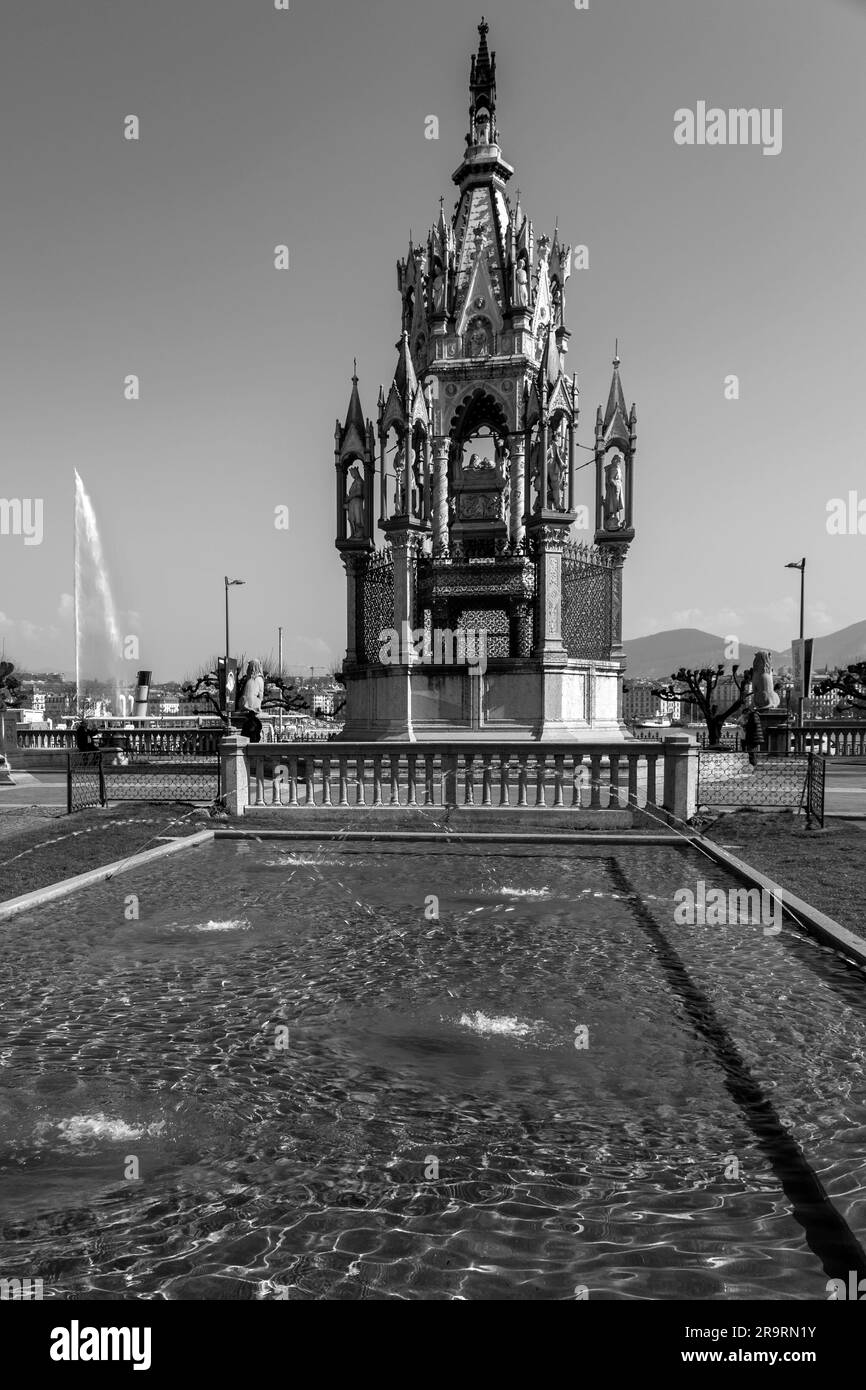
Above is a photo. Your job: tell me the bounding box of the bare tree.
[651,664,753,747]
[813,662,866,715]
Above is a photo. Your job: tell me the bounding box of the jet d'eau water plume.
[73,469,124,709]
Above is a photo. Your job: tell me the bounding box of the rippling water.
[1,840,865,1300]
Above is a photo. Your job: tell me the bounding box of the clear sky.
[1,0,864,680]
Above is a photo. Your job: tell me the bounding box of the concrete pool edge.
[0,828,214,922]
[690,832,866,967]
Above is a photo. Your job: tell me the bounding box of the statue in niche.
[514,255,529,308]
[474,110,491,145]
[531,435,566,511]
[603,450,626,530]
[393,439,407,514]
[751,650,780,709]
[411,438,424,515]
[469,327,488,358]
[239,659,264,714]
[346,464,366,537]
[432,262,446,311]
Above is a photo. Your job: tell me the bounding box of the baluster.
[407,753,417,806]
[424,754,435,805]
[271,764,285,806]
[464,753,475,805]
[553,754,564,807]
[355,756,366,805]
[390,753,400,806]
[338,756,349,806]
[372,755,383,806]
[304,755,315,805]
[627,752,639,809]
[571,754,582,807]
[645,753,658,806]
[517,752,528,807]
[499,752,510,807]
[535,753,547,807]
[322,756,332,805]
[589,753,602,808]
[609,752,621,810]
[255,757,265,806]
[288,756,299,806]
[481,754,493,806]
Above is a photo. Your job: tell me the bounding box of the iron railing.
[805,754,826,827]
[697,750,810,808]
[561,542,614,661]
[67,751,219,811]
[67,752,105,812]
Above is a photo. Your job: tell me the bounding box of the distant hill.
[778,620,866,672]
[624,622,866,680]
[623,629,786,681]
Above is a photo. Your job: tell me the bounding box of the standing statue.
[432,264,446,312]
[603,451,626,530]
[514,256,529,307]
[393,440,407,514]
[346,465,366,537]
[239,659,264,713]
[751,651,780,709]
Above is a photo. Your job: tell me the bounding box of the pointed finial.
[352,357,358,383]
[613,338,620,367]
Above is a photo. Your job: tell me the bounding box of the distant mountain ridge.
[623,622,866,680]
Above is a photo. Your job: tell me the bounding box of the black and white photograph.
[1,0,865,1361]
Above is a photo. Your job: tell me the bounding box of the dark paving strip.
[608,856,866,1284]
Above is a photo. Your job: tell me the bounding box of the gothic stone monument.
[333,20,638,742]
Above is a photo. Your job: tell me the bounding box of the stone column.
[662,732,698,825]
[220,733,250,817]
[340,551,369,665]
[390,530,420,648]
[608,550,626,660]
[509,435,525,547]
[532,524,568,663]
[432,437,449,556]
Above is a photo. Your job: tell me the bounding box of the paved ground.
[824,761,866,817]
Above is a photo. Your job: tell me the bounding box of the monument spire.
[603,348,629,443]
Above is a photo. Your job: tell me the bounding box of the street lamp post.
[785,557,806,729]
[278,625,284,741]
[224,576,245,723]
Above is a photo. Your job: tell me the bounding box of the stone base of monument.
[758,708,793,755]
[337,660,632,744]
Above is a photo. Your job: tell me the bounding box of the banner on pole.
[218,657,238,712]
[791,638,813,701]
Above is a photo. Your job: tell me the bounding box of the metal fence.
[806,754,826,827]
[67,752,106,812]
[697,750,810,809]
[561,541,614,661]
[67,752,219,812]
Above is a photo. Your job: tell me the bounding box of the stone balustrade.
[221,735,698,825]
[788,724,866,756]
[16,726,223,756]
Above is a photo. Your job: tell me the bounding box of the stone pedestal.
[221,733,250,816]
